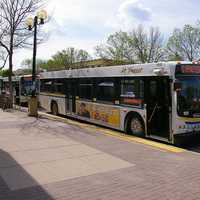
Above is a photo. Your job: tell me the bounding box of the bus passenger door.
[66,80,76,114]
[146,78,171,140]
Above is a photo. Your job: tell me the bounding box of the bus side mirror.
[174,81,182,91]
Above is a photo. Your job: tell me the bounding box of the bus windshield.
[20,77,39,96]
[177,76,200,117]
[21,79,32,96]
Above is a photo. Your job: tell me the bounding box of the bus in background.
[39,61,200,144]
[2,75,39,105]
[19,75,40,105]
[2,76,20,104]
[0,77,3,95]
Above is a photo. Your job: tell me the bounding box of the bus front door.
[66,81,76,114]
[146,78,171,140]
[66,94,73,114]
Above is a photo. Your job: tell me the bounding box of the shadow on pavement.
[185,143,200,153]
[0,149,54,200]
[46,113,200,154]
[177,137,200,153]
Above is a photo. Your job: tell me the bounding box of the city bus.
[0,77,3,95]
[39,61,200,144]
[2,76,20,104]
[19,75,40,104]
[2,75,39,105]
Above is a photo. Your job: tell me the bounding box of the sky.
[12,0,200,69]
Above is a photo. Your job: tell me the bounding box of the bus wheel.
[51,102,58,115]
[127,116,144,137]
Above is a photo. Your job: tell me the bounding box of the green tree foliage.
[130,26,164,63]
[21,58,32,69]
[21,58,46,70]
[18,58,47,75]
[40,47,92,71]
[167,24,200,61]
[0,69,14,77]
[95,31,134,62]
[95,26,164,63]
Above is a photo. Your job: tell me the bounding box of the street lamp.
[26,10,47,117]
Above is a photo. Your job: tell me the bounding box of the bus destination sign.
[176,65,200,75]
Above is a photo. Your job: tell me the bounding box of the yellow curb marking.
[40,112,185,153]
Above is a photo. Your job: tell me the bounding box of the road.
[0,109,200,200]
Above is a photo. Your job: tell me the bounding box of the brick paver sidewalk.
[0,110,200,200]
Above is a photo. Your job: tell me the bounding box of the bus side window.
[54,79,65,94]
[97,79,115,103]
[78,79,93,100]
[120,79,144,105]
[41,79,53,93]
[122,79,144,97]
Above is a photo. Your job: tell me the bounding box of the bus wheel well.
[124,112,145,135]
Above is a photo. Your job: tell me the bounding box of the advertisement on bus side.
[76,100,120,128]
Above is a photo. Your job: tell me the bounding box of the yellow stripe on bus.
[178,117,200,122]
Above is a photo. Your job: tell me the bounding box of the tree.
[95,31,134,62]
[130,25,164,63]
[36,59,47,71]
[0,69,14,77]
[95,26,164,64]
[41,47,92,71]
[18,58,46,75]
[0,50,8,70]
[0,0,45,102]
[167,24,200,61]
[52,47,92,69]
[167,52,183,61]
[21,58,32,69]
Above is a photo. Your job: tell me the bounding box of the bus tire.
[126,115,145,137]
[51,101,58,115]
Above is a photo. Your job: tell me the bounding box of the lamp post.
[26,10,47,117]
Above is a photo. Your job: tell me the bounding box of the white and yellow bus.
[2,76,20,104]
[39,61,200,144]
[2,75,39,105]
[19,75,40,104]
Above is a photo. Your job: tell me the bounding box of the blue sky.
[13,0,200,69]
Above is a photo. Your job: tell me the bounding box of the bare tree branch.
[167,24,200,61]
[0,52,8,70]
[0,0,48,102]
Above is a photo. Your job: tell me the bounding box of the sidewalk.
[0,110,200,200]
